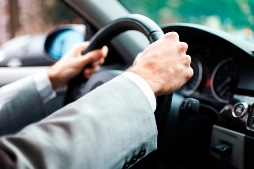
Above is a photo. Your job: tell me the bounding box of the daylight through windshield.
[119,0,254,43]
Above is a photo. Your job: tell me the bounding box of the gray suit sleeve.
[0,75,158,169]
[0,76,47,136]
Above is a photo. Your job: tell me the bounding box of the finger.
[83,66,98,78]
[63,41,90,58]
[79,49,104,65]
[100,57,105,65]
[186,66,194,80]
[72,41,90,53]
[83,71,93,79]
[165,32,179,41]
[83,68,92,78]
[81,45,108,58]
[92,58,105,67]
[187,55,192,67]
[80,45,108,64]
[101,46,109,58]
[179,42,188,53]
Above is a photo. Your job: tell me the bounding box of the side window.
[0,0,84,67]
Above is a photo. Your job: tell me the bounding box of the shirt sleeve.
[32,71,56,103]
[32,71,156,109]
[122,72,156,112]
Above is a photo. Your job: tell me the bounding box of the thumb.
[71,41,90,54]
[80,46,108,65]
[79,49,104,65]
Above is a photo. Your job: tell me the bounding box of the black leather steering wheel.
[63,14,172,144]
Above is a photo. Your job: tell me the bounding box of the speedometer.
[178,57,202,96]
[211,58,238,103]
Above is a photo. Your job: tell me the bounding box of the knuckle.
[171,31,179,37]
[183,54,191,64]
[179,42,188,52]
[165,31,179,40]
[182,42,188,49]
[187,55,191,63]
[187,67,194,79]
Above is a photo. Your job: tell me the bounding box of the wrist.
[126,67,161,96]
[32,71,56,103]
[47,67,60,90]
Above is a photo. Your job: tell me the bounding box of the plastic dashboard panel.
[162,24,254,134]
[157,23,254,169]
[162,23,254,96]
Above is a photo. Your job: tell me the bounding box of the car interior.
[1,0,254,169]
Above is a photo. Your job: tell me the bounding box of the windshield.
[119,0,254,43]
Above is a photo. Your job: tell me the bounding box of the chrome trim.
[232,101,248,118]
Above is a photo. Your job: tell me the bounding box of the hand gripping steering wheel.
[64,14,172,144]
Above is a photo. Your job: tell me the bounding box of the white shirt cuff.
[122,72,156,111]
[32,71,56,103]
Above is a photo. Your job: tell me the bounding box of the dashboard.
[178,44,238,104]
[156,23,254,169]
[162,23,254,132]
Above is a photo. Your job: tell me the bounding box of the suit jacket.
[0,75,157,169]
[0,76,47,136]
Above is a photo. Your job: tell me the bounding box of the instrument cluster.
[178,45,239,104]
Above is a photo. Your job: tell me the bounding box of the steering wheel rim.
[63,14,171,144]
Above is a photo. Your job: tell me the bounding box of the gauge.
[211,58,238,103]
[178,57,203,96]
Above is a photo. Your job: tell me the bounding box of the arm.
[0,32,193,169]
[0,42,108,136]
[0,75,157,169]
[0,75,47,136]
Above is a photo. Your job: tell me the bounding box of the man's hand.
[127,32,193,96]
[47,42,108,90]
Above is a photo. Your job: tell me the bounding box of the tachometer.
[211,58,238,103]
[178,57,203,96]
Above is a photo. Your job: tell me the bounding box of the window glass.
[0,0,83,67]
[119,0,254,43]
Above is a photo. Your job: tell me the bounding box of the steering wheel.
[63,14,172,144]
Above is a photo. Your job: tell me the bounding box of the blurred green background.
[1,0,254,44]
[120,0,254,42]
